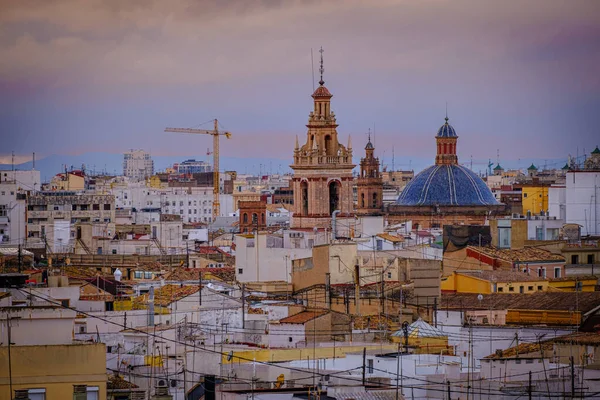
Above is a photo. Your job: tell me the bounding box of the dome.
[436,117,457,138]
[365,139,374,150]
[312,85,332,98]
[396,164,498,206]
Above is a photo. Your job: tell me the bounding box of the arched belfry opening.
[329,180,340,214]
[301,181,309,215]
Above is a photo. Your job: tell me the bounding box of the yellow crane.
[164,119,231,219]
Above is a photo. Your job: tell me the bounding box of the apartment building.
[123,149,154,180]
[0,170,40,246]
[26,192,115,251]
[109,184,234,223]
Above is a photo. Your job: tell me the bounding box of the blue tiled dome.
[437,117,457,138]
[396,165,498,206]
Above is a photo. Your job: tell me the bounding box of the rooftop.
[485,332,600,359]
[278,310,328,324]
[442,292,600,313]
[456,270,546,283]
[133,284,200,308]
[468,246,565,262]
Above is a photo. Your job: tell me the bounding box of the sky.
[1,0,599,173]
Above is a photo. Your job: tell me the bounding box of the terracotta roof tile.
[279,310,328,324]
[468,246,565,262]
[457,270,546,283]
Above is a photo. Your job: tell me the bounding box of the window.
[498,227,511,249]
[87,386,99,400]
[554,267,561,278]
[288,337,293,342]
[526,359,534,364]
[238,268,243,274]
[72,204,77,210]
[144,271,152,279]
[519,286,524,293]
[28,389,46,400]
[571,255,579,264]
[93,204,100,210]
[576,281,583,292]
[498,287,503,292]
[528,286,533,291]
[588,254,595,264]
[387,272,392,279]
[537,285,543,291]
[0,205,6,217]
[60,299,70,308]
[134,271,143,279]
[367,359,374,373]
[80,204,88,211]
[508,286,514,292]
[112,249,117,254]
[104,204,111,210]
[524,193,528,198]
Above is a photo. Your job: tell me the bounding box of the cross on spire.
[319,47,325,86]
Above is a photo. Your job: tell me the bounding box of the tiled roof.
[457,270,546,283]
[396,164,498,206]
[442,292,600,313]
[133,284,200,308]
[108,374,139,389]
[468,246,565,262]
[485,332,600,359]
[484,339,554,359]
[554,332,600,345]
[279,310,328,324]
[436,117,457,138]
[312,85,332,98]
[377,233,404,243]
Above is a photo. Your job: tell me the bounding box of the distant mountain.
[0,152,567,183]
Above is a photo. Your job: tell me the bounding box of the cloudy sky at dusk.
[1,0,599,172]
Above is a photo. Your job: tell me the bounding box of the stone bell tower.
[356,133,383,215]
[290,48,355,230]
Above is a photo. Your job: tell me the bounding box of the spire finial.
[368,128,371,143]
[319,47,325,86]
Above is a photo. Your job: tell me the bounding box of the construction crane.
[164,119,231,220]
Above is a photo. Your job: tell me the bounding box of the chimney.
[13,390,30,400]
[73,385,87,400]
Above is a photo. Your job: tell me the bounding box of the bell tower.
[290,48,355,230]
[356,133,383,215]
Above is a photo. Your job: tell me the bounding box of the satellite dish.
[227,350,234,361]
[477,294,483,301]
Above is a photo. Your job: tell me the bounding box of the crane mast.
[164,119,231,220]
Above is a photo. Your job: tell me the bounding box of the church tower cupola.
[435,115,459,166]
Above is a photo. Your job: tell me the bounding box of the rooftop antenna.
[32,152,35,170]
[319,46,325,86]
[496,149,500,165]
[11,151,14,171]
[392,146,395,172]
[311,48,315,92]
[470,155,473,170]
